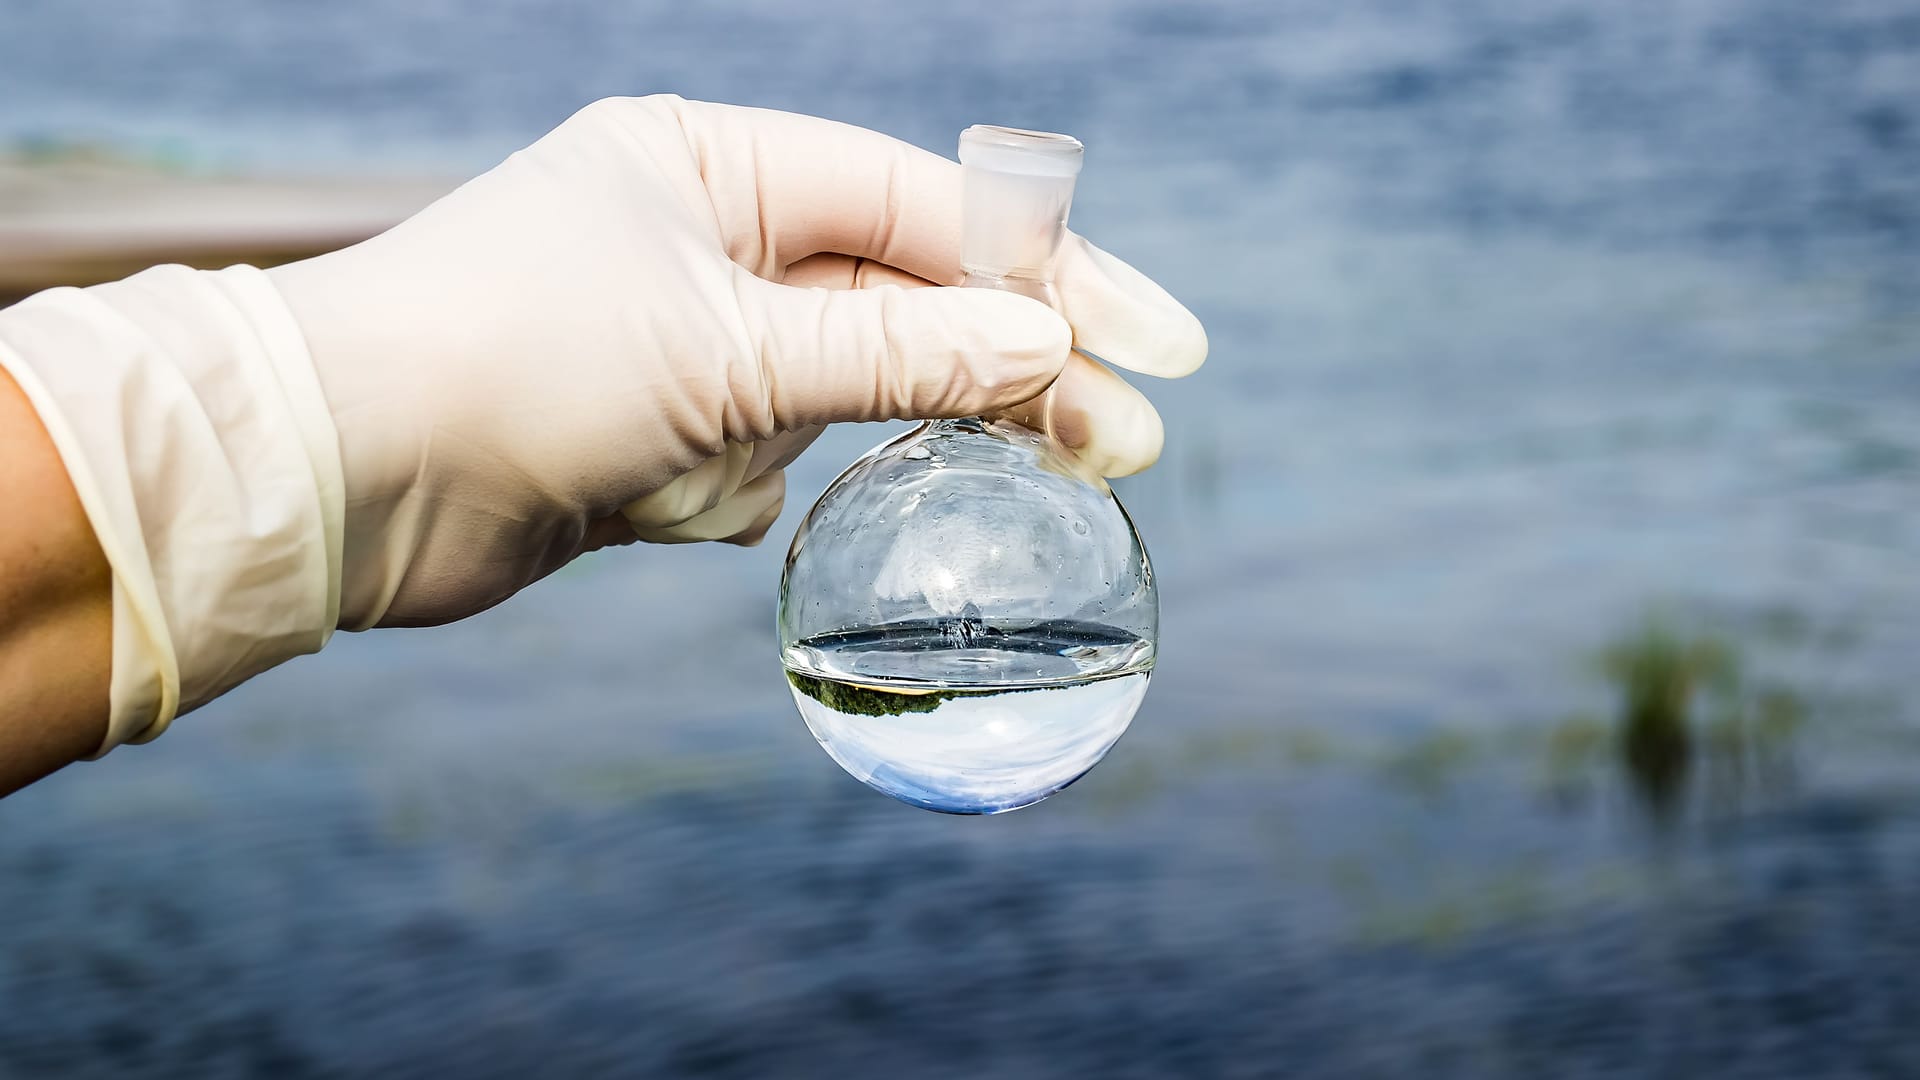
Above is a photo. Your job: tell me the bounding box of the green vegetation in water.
[1384,729,1479,798]
[1010,607,1840,827]
[785,670,966,717]
[1546,613,1814,823]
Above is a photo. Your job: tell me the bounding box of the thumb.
[735,274,1070,431]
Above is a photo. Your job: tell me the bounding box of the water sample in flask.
[778,124,1157,814]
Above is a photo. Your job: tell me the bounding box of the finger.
[997,354,1165,478]
[778,238,1207,383]
[628,470,786,547]
[748,427,821,476]
[718,482,787,548]
[1054,234,1209,378]
[779,253,935,292]
[664,99,1206,379]
[777,247,1178,475]
[733,272,1070,430]
[669,98,967,283]
[621,442,755,529]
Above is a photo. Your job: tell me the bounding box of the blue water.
[4,0,1920,1075]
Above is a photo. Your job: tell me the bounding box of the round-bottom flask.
[780,414,1156,814]
[779,124,1157,813]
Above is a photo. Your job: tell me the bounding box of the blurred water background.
[4,0,1920,1075]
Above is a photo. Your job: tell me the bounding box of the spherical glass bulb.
[778,416,1157,814]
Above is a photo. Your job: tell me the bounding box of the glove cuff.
[0,265,344,753]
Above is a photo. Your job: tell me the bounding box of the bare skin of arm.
[0,364,110,796]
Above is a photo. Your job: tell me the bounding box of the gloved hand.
[0,95,1205,753]
[271,96,1206,629]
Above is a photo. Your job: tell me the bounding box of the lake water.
[4,0,1920,1075]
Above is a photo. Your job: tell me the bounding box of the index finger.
[666,98,1207,379]
[670,98,966,285]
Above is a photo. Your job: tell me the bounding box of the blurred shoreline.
[0,148,452,306]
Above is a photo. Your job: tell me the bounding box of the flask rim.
[960,125,1084,177]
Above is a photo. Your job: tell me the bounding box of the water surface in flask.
[783,618,1153,814]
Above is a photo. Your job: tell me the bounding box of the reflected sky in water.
[3,0,1920,1075]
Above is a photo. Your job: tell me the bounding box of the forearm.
[0,363,110,794]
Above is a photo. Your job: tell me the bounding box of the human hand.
[0,95,1206,754]
[269,96,1207,629]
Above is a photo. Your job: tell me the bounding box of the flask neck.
[959,125,1082,287]
[961,270,1059,308]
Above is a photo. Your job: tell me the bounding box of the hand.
[270,96,1207,629]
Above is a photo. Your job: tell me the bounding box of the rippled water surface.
[4,0,1920,1075]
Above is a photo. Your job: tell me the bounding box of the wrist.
[0,264,344,750]
[267,251,439,630]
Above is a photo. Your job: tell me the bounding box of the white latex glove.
[272,96,1206,629]
[0,95,1205,752]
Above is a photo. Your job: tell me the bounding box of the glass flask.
[778,124,1157,814]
